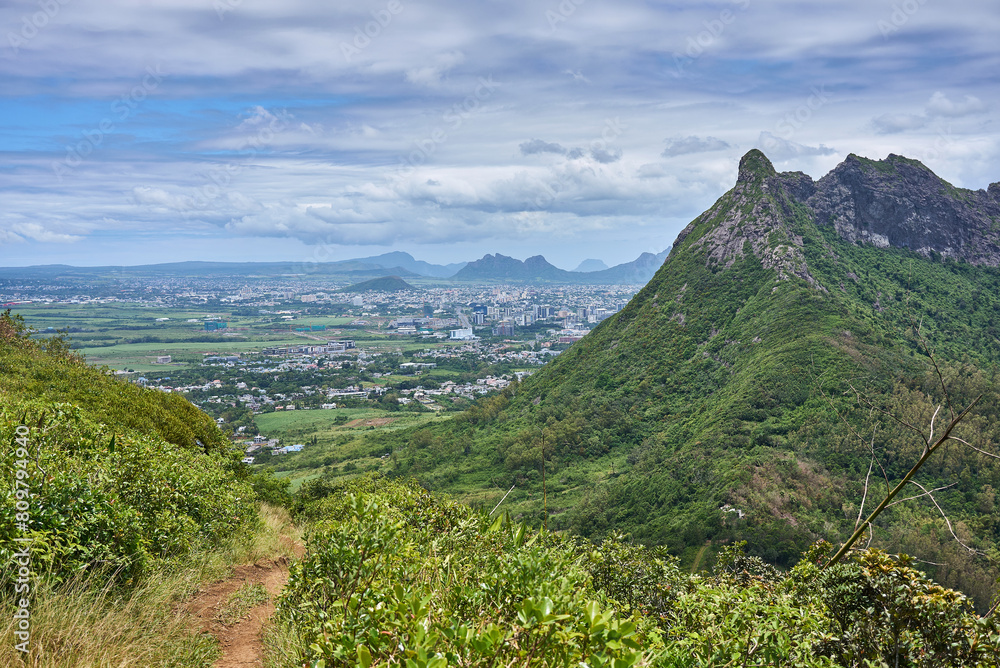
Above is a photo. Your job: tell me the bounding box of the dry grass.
[0,504,301,667]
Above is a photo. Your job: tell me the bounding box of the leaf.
[357,645,372,668]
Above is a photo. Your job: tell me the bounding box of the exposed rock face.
[672,150,819,286]
[673,150,1000,276]
[795,153,1000,266]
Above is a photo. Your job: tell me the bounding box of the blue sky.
[1,0,998,269]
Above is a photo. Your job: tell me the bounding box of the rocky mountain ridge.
[673,150,1000,284]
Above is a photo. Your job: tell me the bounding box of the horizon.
[2,1,998,269]
[0,247,667,272]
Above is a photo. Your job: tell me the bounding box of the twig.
[886,482,958,508]
[909,480,981,555]
[825,394,982,568]
[489,485,516,516]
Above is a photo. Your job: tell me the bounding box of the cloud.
[926,91,987,118]
[662,136,732,157]
[872,113,928,134]
[590,147,622,163]
[6,222,82,243]
[405,51,466,87]
[757,132,836,160]
[520,139,568,155]
[872,91,989,134]
[637,163,667,179]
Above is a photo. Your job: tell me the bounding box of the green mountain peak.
[737,148,777,184]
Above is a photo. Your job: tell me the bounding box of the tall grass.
[0,503,300,667]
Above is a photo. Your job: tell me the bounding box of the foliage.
[276,476,1000,667]
[0,313,259,586]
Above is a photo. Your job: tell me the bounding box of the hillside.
[0,310,262,583]
[369,150,1000,606]
[338,275,416,293]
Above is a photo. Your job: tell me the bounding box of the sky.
[1,0,998,270]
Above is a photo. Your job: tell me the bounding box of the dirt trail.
[187,538,305,667]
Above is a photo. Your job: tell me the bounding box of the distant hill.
[352,251,467,278]
[338,275,416,292]
[573,258,609,272]
[452,254,568,282]
[0,260,421,280]
[0,252,667,284]
[452,251,669,284]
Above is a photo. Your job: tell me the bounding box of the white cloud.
[662,136,732,157]
[757,132,836,160]
[926,92,987,118]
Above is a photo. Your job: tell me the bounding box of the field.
[255,408,450,491]
[12,303,465,371]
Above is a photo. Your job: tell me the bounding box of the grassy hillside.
[342,158,1000,607]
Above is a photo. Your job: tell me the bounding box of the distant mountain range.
[452,250,670,284]
[0,250,669,285]
[573,259,609,272]
[338,275,416,293]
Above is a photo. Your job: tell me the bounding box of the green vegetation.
[216,582,270,625]
[0,310,297,665]
[328,168,1000,609]
[266,474,1000,667]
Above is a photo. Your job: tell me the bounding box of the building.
[155,355,172,364]
[449,327,475,340]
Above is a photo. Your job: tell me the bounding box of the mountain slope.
[377,150,1000,606]
[0,311,259,584]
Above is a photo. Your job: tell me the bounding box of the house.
[241,457,255,464]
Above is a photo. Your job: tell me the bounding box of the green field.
[257,407,451,490]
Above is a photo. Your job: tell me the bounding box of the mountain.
[451,251,669,284]
[0,260,421,279]
[585,249,671,283]
[380,150,1000,607]
[573,258,609,272]
[451,254,569,282]
[352,251,467,278]
[338,275,417,292]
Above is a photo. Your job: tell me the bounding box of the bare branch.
[856,448,876,530]
[909,480,981,555]
[927,405,941,455]
[885,482,958,508]
[826,394,983,568]
[959,441,1000,461]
